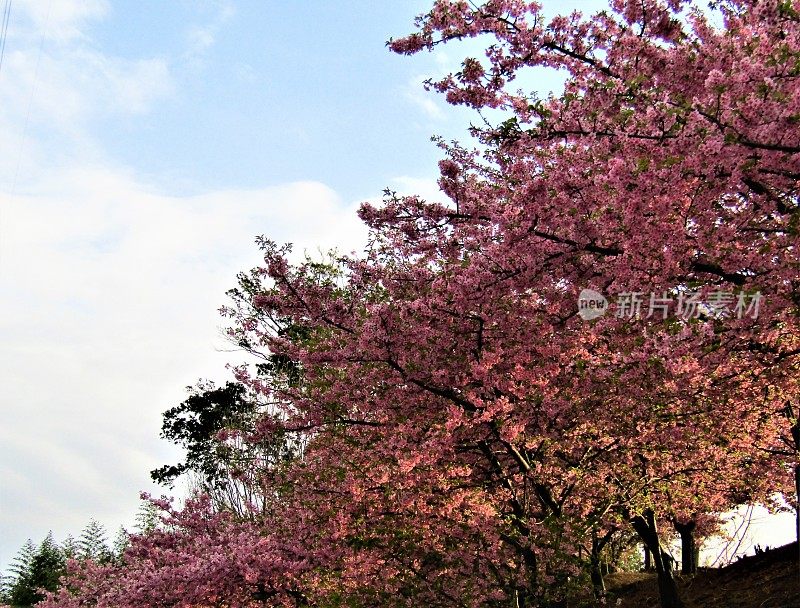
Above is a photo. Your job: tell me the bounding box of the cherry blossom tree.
[45,1,800,607]
[383,0,800,602]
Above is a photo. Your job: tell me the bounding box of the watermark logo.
[577,288,609,320]
[577,288,763,321]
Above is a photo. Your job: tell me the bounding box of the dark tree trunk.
[631,509,684,608]
[590,529,612,598]
[589,557,605,598]
[788,403,800,580]
[590,559,605,595]
[794,456,800,581]
[673,520,697,575]
[795,463,799,545]
[644,545,652,571]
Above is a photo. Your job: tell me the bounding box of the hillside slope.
[605,542,799,608]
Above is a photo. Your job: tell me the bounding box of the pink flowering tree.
[46,1,800,608]
[384,0,800,602]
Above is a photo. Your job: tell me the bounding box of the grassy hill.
[603,542,799,608]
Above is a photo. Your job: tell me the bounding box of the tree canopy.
[42,1,800,607]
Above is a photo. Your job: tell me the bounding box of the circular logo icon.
[577,288,608,320]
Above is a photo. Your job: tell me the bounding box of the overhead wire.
[0,0,10,278]
[11,1,50,195]
[2,0,49,278]
[0,0,11,77]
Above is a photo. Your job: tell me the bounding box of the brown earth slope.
[603,542,799,608]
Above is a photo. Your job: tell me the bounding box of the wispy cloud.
[389,175,447,204]
[181,0,235,69]
[404,75,445,120]
[0,0,367,569]
[0,0,174,190]
[14,0,109,43]
[0,170,368,567]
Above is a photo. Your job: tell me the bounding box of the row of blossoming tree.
[45,1,800,607]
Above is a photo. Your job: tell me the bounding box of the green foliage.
[111,526,130,564]
[0,573,11,603]
[6,540,35,586]
[3,533,65,607]
[150,381,257,488]
[134,500,160,535]
[78,520,111,563]
[0,520,132,606]
[60,535,78,561]
[150,374,299,518]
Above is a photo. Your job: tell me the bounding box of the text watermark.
[577,289,762,321]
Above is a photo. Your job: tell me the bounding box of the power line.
[0,0,10,280]
[0,0,12,77]
[2,0,47,280]
[10,0,49,195]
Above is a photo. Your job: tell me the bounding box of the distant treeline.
[1,503,159,607]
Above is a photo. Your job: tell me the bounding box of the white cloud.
[13,0,109,43]
[404,74,445,120]
[11,49,172,124]
[0,0,175,193]
[0,0,370,566]
[181,0,235,70]
[389,175,448,205]
[434,50,451,69]
[691,505,797,566]
[0,0,794,577]
[186,25,216,56]
[0,169,368,566]
[401,45,484,123]
[234,62,257,84]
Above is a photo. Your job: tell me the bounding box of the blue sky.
[7,0,492,201]
[0,0,793,572]
[0,0,508,570]
[85,1,456,200]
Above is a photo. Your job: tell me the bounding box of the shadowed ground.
[597,542,799,608]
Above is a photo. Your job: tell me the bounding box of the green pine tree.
[3,539,34,605]
[0,571,13,604]
[6,539,35,583]
[111,526,130,564]
[134,500,160,535]
[78,520,111,563]
[8,533,65,607]
[60,534,79,561]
